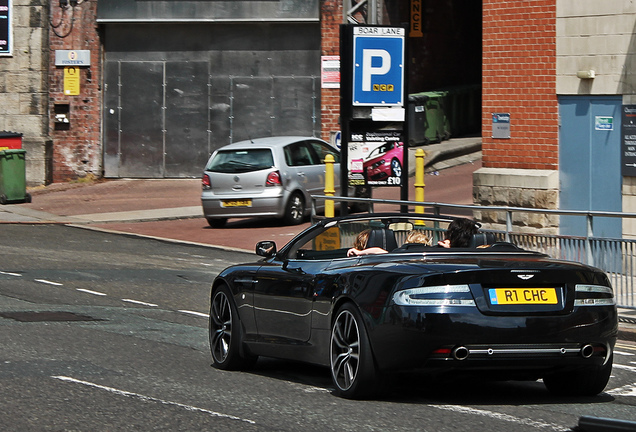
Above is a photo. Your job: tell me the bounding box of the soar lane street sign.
[352,26,405,107]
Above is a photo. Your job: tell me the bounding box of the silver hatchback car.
[201,136,343,227]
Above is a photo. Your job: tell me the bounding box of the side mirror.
[256,240,277,258]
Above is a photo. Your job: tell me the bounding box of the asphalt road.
[1,225,636,431]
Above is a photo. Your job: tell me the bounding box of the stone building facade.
[0,0,50,185]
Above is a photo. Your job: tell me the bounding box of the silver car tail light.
[266,170,282,187]
[202,173,211,190]
[574,284,616,306]
[393,284,475,306]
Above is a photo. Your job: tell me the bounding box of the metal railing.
[311,195,636,310]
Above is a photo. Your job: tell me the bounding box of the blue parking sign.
[352,27,405,107]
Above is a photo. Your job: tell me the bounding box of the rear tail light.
[266,170,282,187]
[574,284,615,306]
[202,173,211,190]
[393,285,476,306]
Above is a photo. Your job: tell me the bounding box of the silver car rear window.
[206,149,274,173]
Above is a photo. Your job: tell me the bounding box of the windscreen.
[206,149,274,173]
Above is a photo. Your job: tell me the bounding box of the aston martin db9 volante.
[208,214,617,399]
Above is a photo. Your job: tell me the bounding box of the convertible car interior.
[293,225,513,260]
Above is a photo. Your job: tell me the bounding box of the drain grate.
[0,311,103,322]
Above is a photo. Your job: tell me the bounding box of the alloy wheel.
[330,309,361,391]
[284,193,305,225]
[391,159,402,177]
[210,290,232,364]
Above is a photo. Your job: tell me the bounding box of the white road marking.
[613,363,636,373]
[428,404,566,431]
[35,279,63,286]
[0,271,22,277]
[51,376,256,424]
[615,350,635,356]
[122,299,158,307]
[616,343,636,352]
[178,310,208,318]
[76,288,107,296]
[607,383,636,397]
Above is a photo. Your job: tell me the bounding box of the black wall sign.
[622,105,636,177]
[0,0,10,55]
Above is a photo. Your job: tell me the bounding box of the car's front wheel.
[543,353,613,396]
[330,303,378,399]
[283,192,305,225]
[391,158,402,178]
[209,285,256,370]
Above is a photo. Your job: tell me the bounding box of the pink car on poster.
[364,141,403,182]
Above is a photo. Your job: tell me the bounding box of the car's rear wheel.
[206,217,227,228]
[543,353,613,396]
[209,285,256,370]
[330,303,378,399]
[283,192,305,225]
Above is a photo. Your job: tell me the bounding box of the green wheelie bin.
[0,149,31,204]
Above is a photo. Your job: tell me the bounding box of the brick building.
[475,1,636,238]
[474,0,561,234]
[49,0,101,182]
[3,0,636,238]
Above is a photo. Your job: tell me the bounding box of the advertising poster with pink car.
[348,131,404,187]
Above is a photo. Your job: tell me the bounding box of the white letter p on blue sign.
[362,49,391,91]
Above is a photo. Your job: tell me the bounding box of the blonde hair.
[405,230,431,246]
[353,229,371,250]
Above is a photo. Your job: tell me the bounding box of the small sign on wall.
[595,116,614,131]
[321,55,340,89]
[0,0,12,56]
[55,50,91,67]
[622,105,636,176]
[64,67,80,95]
[410,0,423,37]
[492,113,510,139]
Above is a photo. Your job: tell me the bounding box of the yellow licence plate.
[489,288,558,305]
[221,199,252,208]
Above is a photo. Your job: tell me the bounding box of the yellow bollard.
[414,149,425,225]
[324,154,335,218]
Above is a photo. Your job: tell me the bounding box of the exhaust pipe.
[452,346,469,360]
[581,344,594,359]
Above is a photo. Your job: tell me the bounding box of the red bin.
[0,131,22,151]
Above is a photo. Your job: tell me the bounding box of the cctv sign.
[352,26,405,107]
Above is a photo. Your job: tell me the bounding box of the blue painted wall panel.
[559,96,622,238]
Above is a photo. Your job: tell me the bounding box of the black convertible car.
[208,214,617,399]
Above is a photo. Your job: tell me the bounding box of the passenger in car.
[349,228,432,256]
[404,229,432,246]
[437,218,481,248]
[347,229,388,256]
